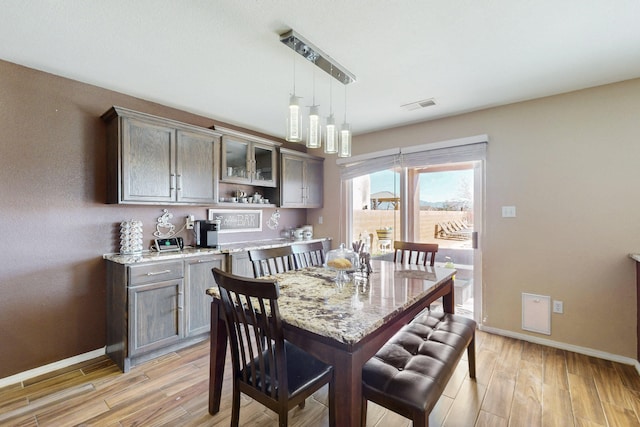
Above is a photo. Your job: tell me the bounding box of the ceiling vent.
[401,98,436,111]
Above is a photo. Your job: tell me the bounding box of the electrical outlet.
[553,300,563,314]
[185,215,194,230]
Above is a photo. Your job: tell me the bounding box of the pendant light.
[285,46,302,143]
[306,69,321,148]
[338,84,351,158]
[324,65,338,154]
[279,30,356,150]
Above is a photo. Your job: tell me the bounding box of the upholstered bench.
[361,311,477,426]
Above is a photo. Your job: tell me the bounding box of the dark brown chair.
[212,268,335,427]
[393,241,439,267]
[291,241,326,269]
[248,246,294,278]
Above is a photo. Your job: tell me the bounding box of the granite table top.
[207,260,456,345]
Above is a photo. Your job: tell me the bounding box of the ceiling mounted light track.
[280,30,356,85]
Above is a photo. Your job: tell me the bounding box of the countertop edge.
[104,238,331,265]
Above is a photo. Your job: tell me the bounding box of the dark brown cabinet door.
[280,150,324,208]
[103,106,221,205]
[184,255,225,337]
[176,129,219,204]
[128,279,184,356]
[229,251,254,278]
[122,117,176,203]
[281,154,305,206]
[305,158,324,207]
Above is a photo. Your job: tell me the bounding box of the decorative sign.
[207,209,262,233]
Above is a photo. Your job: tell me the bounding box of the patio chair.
[436,222,471,240]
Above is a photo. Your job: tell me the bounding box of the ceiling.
[2,1,640,139]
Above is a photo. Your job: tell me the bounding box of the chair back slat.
[248,246,294,278]
[393,241,439,266]
[213,268,286,401]
[291,241,326,269]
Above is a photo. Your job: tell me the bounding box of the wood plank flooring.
[2,330,640,426]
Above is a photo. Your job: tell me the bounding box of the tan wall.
[316,78,640,359]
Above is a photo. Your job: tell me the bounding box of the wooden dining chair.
[393,241,439,266]
[211,268,335,427]
[248,246,295,278]
[291,241,326,269]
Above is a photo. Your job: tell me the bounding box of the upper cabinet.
[102,106,221,205]
[218,126,280,188]
[280,148,324,208]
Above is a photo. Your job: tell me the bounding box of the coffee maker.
[195,220,220,248]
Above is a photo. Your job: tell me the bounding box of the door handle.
[472,232,478,249]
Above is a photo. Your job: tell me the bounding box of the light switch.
[502,206,516,217]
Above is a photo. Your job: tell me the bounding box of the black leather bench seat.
[362,311,476,426]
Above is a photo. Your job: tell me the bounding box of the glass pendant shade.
[338,122,351,158]
[324,114,338,154]
[306,105,321,148]
[286,95,302,142]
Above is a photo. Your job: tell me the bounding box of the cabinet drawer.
[128,261,184,285]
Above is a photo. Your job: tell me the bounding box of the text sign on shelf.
[207,209,262,233]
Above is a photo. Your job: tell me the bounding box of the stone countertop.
[630,254,640,262]
[103,238,330,265]
[207,260,456,345]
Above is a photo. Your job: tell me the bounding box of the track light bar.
[280,29,356,85]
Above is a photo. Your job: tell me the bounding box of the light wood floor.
[2,330,640,426]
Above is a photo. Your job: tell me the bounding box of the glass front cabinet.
[218,127,280,188]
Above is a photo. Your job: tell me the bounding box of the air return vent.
[401,98,436,111]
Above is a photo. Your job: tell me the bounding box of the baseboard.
[479,325,640,375]
[0,347,106,389]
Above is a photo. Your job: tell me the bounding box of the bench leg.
[414,411,428,427]
[361,396,368,427]
[467,333,476,379]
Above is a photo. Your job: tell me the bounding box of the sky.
[370,169,473,202]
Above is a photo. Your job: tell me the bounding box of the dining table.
[206,259,456,426]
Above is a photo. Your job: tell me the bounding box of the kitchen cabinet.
[228,251,254,278]
[280,148,324,208]
[128,277,183,357]
[218,126,280,188]
[184,254,225,337]
[106,254,226,372]
[102,106,221,205]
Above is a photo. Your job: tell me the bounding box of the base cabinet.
[128,279,183,357]
[106,255,225,372]
[228,251,254,278]
[185,254,226,337]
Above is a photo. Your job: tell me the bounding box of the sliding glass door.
[340,137,486,322]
